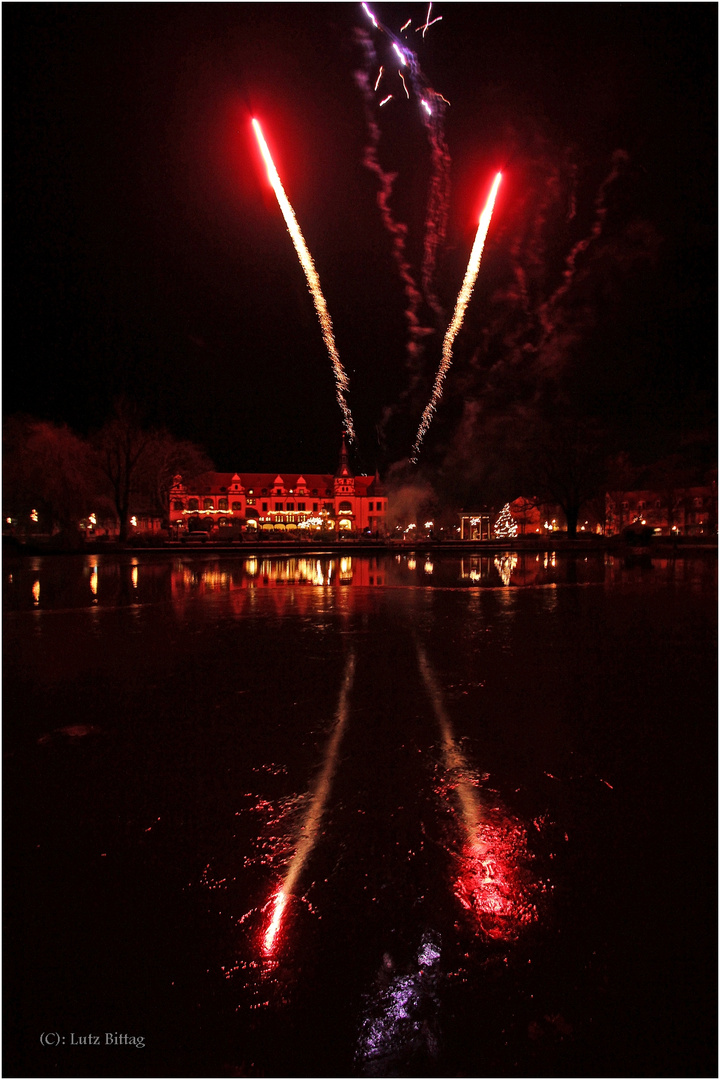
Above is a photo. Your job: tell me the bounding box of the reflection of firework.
[260,648,356,956]
[415,635,541,941]
[356,931,442,1074]
[455,820,539,942]
[251,118,355,442]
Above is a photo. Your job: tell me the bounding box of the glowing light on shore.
[411,172,502,461]
[251,118,355,442]
[261,649,356,955]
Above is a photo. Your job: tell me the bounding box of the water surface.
[4,551,717,1077]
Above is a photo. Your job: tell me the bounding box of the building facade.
[168,436,388,536]
[605,483,717,536]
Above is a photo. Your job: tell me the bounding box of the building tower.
[334,432,355,498]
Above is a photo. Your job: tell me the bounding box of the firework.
[251,118,355,443]
[354,4,452,372]
[411,172,502,461]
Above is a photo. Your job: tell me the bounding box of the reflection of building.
[169,436,388,535]
[605,484,717,536]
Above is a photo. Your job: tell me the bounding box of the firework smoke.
[411,172,502,461]
[538,150,629,340]
[354,29,430,369]
[251,118,356,443]
[354,6,452,364]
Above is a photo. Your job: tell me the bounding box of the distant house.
[605,483,717,536]
[168,435,388,536]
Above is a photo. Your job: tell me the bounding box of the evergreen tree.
[494,502,518,538]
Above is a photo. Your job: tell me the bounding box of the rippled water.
[4,551,717,1077]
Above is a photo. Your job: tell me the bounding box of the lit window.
[218,498,228,511]
[204,499,214,511]
[247,497,255,506]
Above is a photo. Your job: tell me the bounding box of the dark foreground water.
[4,550,717,1078]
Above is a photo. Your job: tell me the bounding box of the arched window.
[188,499,199,511]
[339,501,352,512]
[173,500,184,512]
[218,498,228,511]
[203,499,214,511]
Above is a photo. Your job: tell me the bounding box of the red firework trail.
[251,118,355,443]
[412,172,502,462]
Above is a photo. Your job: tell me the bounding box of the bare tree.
[91,399,155,542]
[523,417,607,537]
[92,399,214,540]
[3,416,95,537]
[137,431,213,524]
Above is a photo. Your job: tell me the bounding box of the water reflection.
[261,648,356,958]
[415,637,539,941]
[356,932,442,1075]
[8,550,716,611]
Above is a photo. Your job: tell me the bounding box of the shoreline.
[4,536,718,558]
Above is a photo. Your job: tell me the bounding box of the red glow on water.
[454,820,537,942]
[262,888,287,955]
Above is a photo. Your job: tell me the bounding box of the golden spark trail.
[411,172,502,461]
[263,649,356,955]
[251,118,355,442]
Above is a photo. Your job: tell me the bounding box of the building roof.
[178,471,385,498]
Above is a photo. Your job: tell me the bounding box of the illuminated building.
[459,512,491,540]
[605,484,717,537]
[169,435,388,536]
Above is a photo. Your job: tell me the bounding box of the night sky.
[4,2,717,480]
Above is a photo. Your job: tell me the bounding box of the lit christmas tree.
[494,502,518,538]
